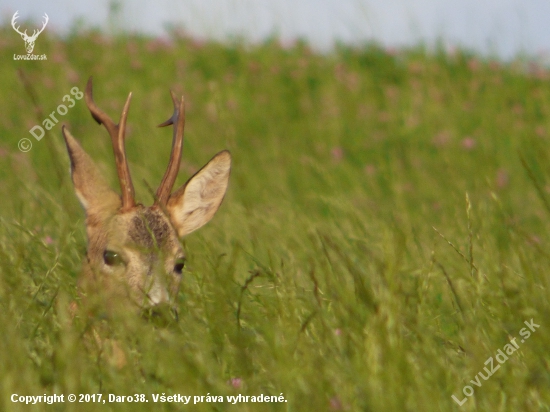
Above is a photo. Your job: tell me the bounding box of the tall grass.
[1,27,550,411]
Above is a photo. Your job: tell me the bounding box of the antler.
[29,13,49,40]
[85,77,136,210]
[155,91,186,206]
[11,11,48,39]
[11,11,27,37]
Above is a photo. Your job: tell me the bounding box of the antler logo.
[11,11,49,54]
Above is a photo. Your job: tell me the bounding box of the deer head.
[62,78,231,315]
[11,11,49,54]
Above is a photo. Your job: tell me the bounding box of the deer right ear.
[166,151,231,238]
[62,125,121,217]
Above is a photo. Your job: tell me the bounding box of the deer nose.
[143,262,173,306]
[141,302,178,325]
[146,283,169,306]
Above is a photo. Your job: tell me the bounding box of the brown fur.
[62,116,230,314]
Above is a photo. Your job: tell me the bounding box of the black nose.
[141,303,178,326]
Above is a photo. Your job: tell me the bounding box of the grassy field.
[1,25,550,411]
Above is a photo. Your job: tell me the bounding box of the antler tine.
[33,13,49,37]
[155,90,185,206]
[11,11,27,36]
[85,77,136,210]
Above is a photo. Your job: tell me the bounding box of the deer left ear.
[166,151,231,238]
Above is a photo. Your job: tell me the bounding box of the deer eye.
[103,250,123,266]
[174,257,186,274]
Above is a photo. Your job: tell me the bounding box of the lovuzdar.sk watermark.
[11,10,48,60]
[452,318,540,406]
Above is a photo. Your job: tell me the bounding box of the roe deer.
[62,77,231,315]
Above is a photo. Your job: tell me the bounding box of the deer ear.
[62,126,121,218]
[166,151,231,238]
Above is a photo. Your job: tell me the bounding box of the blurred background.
[2,0,550,61]
[2,2,550,410]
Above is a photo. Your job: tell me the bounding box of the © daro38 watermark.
[452,319,540,406]
[18,87,83,153]
[11,11,48,60]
